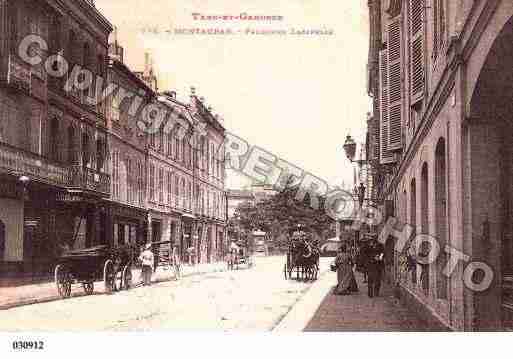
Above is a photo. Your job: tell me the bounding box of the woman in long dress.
[334,244,358,295]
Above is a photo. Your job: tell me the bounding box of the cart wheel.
[122,265,132,290]
[104,260,115,294]
[55,264,71,298]
[83,282,94,295]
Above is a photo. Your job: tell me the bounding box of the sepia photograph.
[0,0,512,357]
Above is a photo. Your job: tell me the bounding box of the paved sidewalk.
[0,262,227,310]
[275,270,443,332]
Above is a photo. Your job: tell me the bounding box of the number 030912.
[12,341,44,350]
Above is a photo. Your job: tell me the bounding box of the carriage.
[54,244,135,298]
[227,241,254,270]
[152,240,182,280]
[283,234,319,281]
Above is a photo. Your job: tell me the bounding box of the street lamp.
[343,135,357,163]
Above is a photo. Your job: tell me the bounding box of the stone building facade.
[0,0,228,283]
[0,0,112,282]
[366,0,513,330]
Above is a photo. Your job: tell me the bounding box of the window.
[182,139,187,165]
[188,181,192,210]
[149,163,155,201]
[167,172,173,205]
[175,176,180,207]
[410,179,417,285]
[82,132,90,168]
[409,0,425,102]
[433,0,446,60]
[420,163,429,294]
[113,151,120,199]
[68,126,75,164]
[68,30,76,63]
[176,136,181,161]
[167,132,173,157]
[126,158,132,203]
[9,3,18,53]
[96,138,105,172]
[158,168,164,203]
[138,161,144,205]
[435,138,448,299]
[50,118,59,161]
[181,179,186,208]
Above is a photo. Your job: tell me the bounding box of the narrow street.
[0,257,332,331]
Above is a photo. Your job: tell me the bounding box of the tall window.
[435,139,448,299]
[126,157,132,203]
[68,30,76,64]
[138,161,144,205]
[167,172,173,205]
[187,181,192,211]
[181,179,186,209]
[175,176,180,207]
[167,132,173,157]
[9,3,18,53]
[112,151,120,199]
[176,136,181,161]
[182,139,187,165]
[158,168,164,203]
[420,163,429,294]
[410,178,417,285]
[50,118,59,161]
[68,126,75,164]
[433,0,446,60]
[82,132,90,168]
[149,163,155,201]
[96,138,105,172]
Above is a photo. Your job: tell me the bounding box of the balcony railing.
[70,166,110,195]
[7,55,31,93]
[0,142,71,187]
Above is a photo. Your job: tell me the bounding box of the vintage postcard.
[1,0,512,356]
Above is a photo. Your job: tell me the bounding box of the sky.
[95,0,371,190]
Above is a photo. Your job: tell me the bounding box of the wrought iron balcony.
[0,142,71,187]
[69,165,110,195]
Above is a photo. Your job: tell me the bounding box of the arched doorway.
[467,13,513,330]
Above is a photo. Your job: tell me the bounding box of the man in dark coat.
[365,237,385,297]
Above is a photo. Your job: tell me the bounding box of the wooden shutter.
[410,0,425,102]
[379,49,395,164]
[387,17,403,152]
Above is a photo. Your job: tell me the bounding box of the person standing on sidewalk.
[366,238,384,297]
[334,244,358,295]
[139,243,154,286]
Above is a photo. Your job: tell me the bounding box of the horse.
[290,239,320,281]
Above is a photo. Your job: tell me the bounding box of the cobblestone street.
[0,256,332,331]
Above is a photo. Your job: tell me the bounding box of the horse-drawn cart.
[54,245,134,298]
[152,240,182,280]
[283,236,319,281]
[227,241,254,270]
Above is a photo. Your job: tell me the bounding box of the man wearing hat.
[139,243,154,286]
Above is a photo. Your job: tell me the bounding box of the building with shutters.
[366,0,513,330]
[104,41,152,252]
[0,0,112,283]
